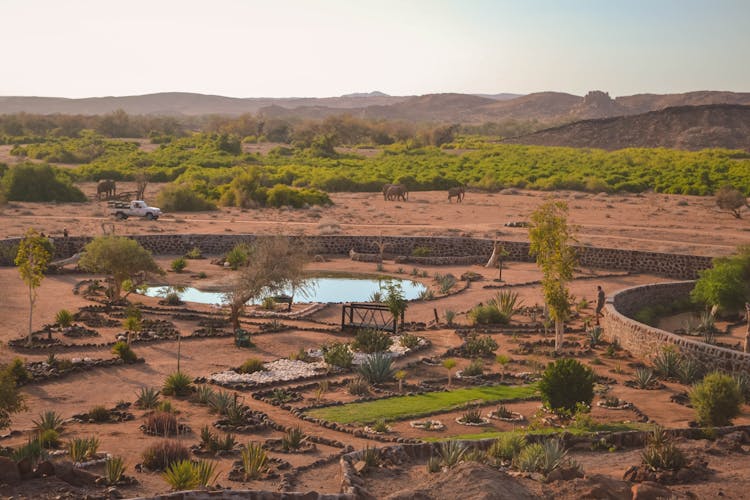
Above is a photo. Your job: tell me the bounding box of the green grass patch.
[423,422,651,442]
[306,384,538,424]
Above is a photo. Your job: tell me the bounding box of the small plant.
[372,419,390,433]
[38,429,60,449]
[641,426,686,471]
[56,309,73,328]
[603,395,621,407]
[437,273,457,294]
[289,348,311,362]
[145,411,179,436]
[225,243,250,270]
[67,436,99,462]
[157,400,175,413]
[395,370,407,392]
[194,459,219,487]
[577,298,590,311]
[369,290,383,302]
[633,367,656,389]
[197,271,208,279]
[412,246,431,257]
[488,290,524,321]
[362,446,381,469]
[676,357,703,385]
[426,455,442,473]
[163,291,182,306]
[163,459,199,490]
[194,385,215,405]
[588,326,603,347]
[495,354,511,370]
[513,442,545,473]
[443,358,457,386]
[463,333,499,357]
[495,404,513,419]
[209,390,234,415]
[225,400,248,426]
[438,440,466,468]
[352,329,393,354]
[321,342,353,369]
[358,352,395,384]
[185,247,203,259]
[690,371,743,426]
[261,296,276,310]
[171,257,187,273]
[87,405,110,423]
[732,371,750,402]
[163,371,193,397]
[136,386,161,409]
[237,358,266,374]
[269,389,294,405]
[104,456,126,485]
[444,309,456,326]
[468,304,507,325]
[488,433,527,462]
[460,408,485,424]
[399,333,420,350]
[240,442,268,480]
[12,438,44,465]
[33,410,63,433]
[539,358,595,412]
[315,380,328,403]
[281,427,306,451]
[462,359,484,377]
[141,440,190,471]
[112,341,138,364]
[347,377,371,396]
[418,288,435,300]
[375,262,384,272]
[653,347,681,378]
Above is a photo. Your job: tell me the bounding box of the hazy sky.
[2,0,748,98]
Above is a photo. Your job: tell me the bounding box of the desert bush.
[225,243,251,270]
[462,359,484,377]
[38,429,60,449]
[460,408,484,424]
[237,358,266,374]
[87,405,110,423]
[347,377,371,396]
[632,367,656,389]
[352,329,393,354]
[653,346,681,378]
[281,427,306,451]
[33,410,63,432]
[162,371,193,397]
[170,257,187,273]
[538,358,595,412]
[185,247,203,259]
[142,440,191,471]
[436,273,457,294]
[209,390,234,415]
[321,342,353,369]
[463,333,499,357]
[715,185,748,218]
[55,309,73,328]
[112,341,138,364]
[468,304,507,325]
[104,456,126,485]
[641,426,686,470]
[67,436,99,462]
[12,438,44,465]
[438,440,466,468]
[163,459,198,490]
[135,387,161,409]
[488,433,527,462]
[690,371,743,426]
[399,333,420,350]
[2,163,86,202]
[240,442,268,480]
[7,357,30,385]
[156,183,217,212]
[488,290,524,321]
[358,352,395,384]
[145,411,179,435]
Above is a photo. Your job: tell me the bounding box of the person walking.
[595,285,606,325]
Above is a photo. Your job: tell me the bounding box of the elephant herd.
[382,184,465,203]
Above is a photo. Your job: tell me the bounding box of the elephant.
[97,179,116,200]
[448,186,465,203]
[386,184,408,201]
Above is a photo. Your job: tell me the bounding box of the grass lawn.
[306,384,538,424]
[422,422,652,442]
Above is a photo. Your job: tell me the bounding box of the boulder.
[546,465,584,482]
[578,474,631,500]
[631,481,673,500]
[35,459,55,477]
[0,456,21,485]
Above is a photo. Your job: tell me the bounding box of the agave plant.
[632,367,656,389]
[653,347,680,378]
[362,446,380,469]
[135,387,161,409]
[240,442,268,480]
[281,427,306,451]
[676,357,703,385]
[163,460,198,490]
[209,390,234,415]
[358,352,395,384]
[488,433,527,462]
[489,290,524,320]
[438,440,466,468]
[194,385,215,405]
[33,410,64,433]
[104,456,126,485]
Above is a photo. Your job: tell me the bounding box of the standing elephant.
[386,184,408,201]
[448,186,465,203]
[97,179,116,200]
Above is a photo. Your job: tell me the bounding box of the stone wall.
[0,234,712,279]
[601,281,750,373]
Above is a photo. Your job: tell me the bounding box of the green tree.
[15,229,53,346]
[529,201,577,352]
[78,236,162,301]
[691,246,750,313]
[0,365,26,430]
[538,358,595,413]
[690,372,743,426]
[2,163,86,202]
[384,282,407,334]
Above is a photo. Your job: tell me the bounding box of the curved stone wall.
[601,281,750,373]
[0,234,712,279]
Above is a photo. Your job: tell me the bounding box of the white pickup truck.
[108,200,163,220]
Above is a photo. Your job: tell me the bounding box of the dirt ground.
[1,187,750,498]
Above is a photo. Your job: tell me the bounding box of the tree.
[691,246,750,314]
[716,185,748,219]
[538,358,595,413]
[384,282,407,334]
[529,201,577,352]
[15,228,53,346]
[0,365,26,430]
[78,236,162,301]
[690,372,742,426]
[224,237,312,330]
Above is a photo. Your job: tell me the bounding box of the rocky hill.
[504,104,750,151]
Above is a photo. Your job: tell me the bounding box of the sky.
[2,0,749,98]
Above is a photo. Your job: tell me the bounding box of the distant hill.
[504,104,750,151]
[2,90,750,126]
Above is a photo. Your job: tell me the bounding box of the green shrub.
[461,359,485,377]
[261,296,276,310]
[67,436,99,462]
[690,371,743,426]
[87,405,111,423]
[162,371,193,397]
[438,440,466,468]
[633,367,656,389]
[170,257,187,273]
[33,410,63,432]
[135,387,161,409]
[358,353,395,384]
[539,358,595,412]
[208,390,234,415]
[156,184,217,212]
[2,163,86,202]
[411,246,431,257]
[185,247,203,259]
[463,333,499,357]
[237,358,266,374]
[104,456,126,485]
[513,439,568,475]
[322,342,353,369]
[112,341,138,363]
[347,377,370,396]
[240,442,268,480]
[142,440,190,471]
[641,426,685,471]
[352,329,393,354]
[55,309,73,328]
[38,429,60,449]
[488,290,524,321]
[399,333,420,350]
[225,243,251,270]
[653,347,681,378]
[12,438,43,465]
[469,304,507,325]
[7,358,30,385]
[488,433,527,462]
[281,427,306,451]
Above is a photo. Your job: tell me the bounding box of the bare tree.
[224,237,312,330]
[135,172,149,201]
[716,185,748,219]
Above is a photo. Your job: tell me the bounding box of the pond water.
[141,277,427,305]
